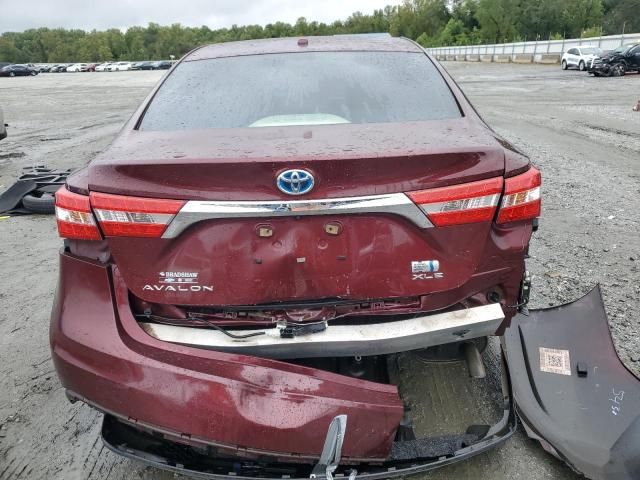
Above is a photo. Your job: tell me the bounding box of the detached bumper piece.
[504,286,640,480]
[102,395,516,480]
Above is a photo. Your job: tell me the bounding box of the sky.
[0,0,403,33]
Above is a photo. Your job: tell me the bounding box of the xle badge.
[411,260,444,280]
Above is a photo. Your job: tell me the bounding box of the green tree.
[518,0,565,39]
[602,0,640,34]
[475,0,521,42]
[390,0,449,39]
[561,0,604,37]
[0,0,623,63]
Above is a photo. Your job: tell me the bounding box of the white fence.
[427,32,640,60]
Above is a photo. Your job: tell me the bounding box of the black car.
[142,60,173,70]
[131,61,151,70]
[589,43,640,76]
[0,64,38,77]
[50,64,70,73]
[137,61,156,70]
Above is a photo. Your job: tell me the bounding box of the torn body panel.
[504,286,640,480]
[50,252,404,460]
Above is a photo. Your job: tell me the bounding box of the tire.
[9,71,15,77]
[21,192,55,214]
[611,63,626,77]
[30,70,36,76]
[579,60,585,71]
[561,60,568,70]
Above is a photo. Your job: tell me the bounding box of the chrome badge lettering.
[144,271,213,292]
[143,285,214,292]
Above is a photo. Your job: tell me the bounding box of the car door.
[503,286,640,480]
[628,46,640,68]
[566,48,578,66]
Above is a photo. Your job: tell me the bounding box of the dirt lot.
[0,64,638,480]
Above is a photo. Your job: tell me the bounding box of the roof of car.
[184,35,423,61]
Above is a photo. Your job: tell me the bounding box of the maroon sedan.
[51,36,639,480]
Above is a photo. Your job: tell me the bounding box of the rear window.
[139,51,461,131]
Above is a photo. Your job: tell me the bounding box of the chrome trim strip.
[162,193,432,237]
[139,303,504,359]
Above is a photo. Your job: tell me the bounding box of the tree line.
[0,0,637,63]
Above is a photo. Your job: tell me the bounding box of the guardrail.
[427,32,640,64]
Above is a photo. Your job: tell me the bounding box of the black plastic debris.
[0,166,70,215]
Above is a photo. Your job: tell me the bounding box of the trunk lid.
[89,119,506,306]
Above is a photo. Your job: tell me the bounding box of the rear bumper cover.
[50,252,404,460]
[504,286,640,480]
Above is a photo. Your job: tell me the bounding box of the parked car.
[561,45,603,71]
[589,43,640,76]
[51,64,71,73]
[137,61,158,70]
[107,61,132,71]
[0,62,11,70]
[0,106,6,140]
[51,36,638,480]
[66,63,88,72]
[0,64,38,76]
[149,60,173,69]
[95,62,111,72]
[130,61,151,70]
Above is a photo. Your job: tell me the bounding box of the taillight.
[55,187,102,240]
[407,177,503,227]
[496,167,541,224]
[90,192,185,237]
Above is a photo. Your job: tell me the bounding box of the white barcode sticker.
[539,347,571,376]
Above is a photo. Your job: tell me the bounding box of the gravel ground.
[0,64,638,480]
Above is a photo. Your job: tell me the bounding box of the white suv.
[108,61,132,71]
[66,63,88,72]
[562,46,603,71]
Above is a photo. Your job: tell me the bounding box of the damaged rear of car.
[50,35,639,479]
